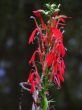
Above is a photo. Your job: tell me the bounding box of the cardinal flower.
[57,42,65,57]
[51,28,63,38]
[45,53,56,67]
[28,28,39,44]
[33,10,47,29]
[28,71,41,93]
[46,53,53,67]
[25,3,68,110]
[29,51,37,64]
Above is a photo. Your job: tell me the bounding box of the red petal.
[58,22,66,26]
[29,51,37,64]
[28,71,40,93]
[35,72,41,83]
[28,72,34,83]
[59,16,69,22]
[52,28,63,38]
[33,10,46,29]
[33,10,41,17]
[61,60,65,69]
[57,43,65,57]
[59,17,66,23]
[28,28,39,44]
[58,74,64,82]
[60,43,65,57]
[46,53,53,67]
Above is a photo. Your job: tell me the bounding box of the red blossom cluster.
[27,5,67,94]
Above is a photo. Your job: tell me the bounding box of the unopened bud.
[51,4,56,8]
[55,9,60,12]
[58,4,61,8]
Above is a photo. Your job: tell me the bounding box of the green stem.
[41,95,48,110]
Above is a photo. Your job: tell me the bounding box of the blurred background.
[0,0,82,110]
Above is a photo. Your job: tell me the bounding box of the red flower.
[50,58,65,87]
[51,28,63,38]
[46,53,56,67]
[59,16,68,23]
[29,51,37,64]
[27,71,41,93]
[28,28,39,44]
[58,42,65,57]
[57,73,64,87]
[46,53,53,67]
[33,10,42,17]
[29,47,43,65]
[33,10,47,29]
[27,4,67,94]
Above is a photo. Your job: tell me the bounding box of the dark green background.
[0,0,82,110]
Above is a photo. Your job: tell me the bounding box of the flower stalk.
[20,2,68,110]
